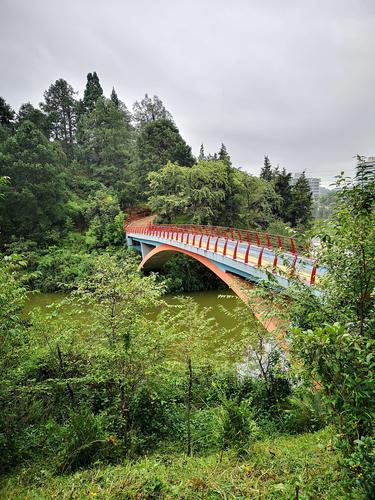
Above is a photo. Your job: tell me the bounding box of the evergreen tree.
[132,94,173,127]
[218,143,232,166]
[0,121,67,243]
[109,87,132,127]
[288,172,313,227]
[0,97,15,128]
[198,144,205,160]
[260,155,273,181]
[17,103,49,136]
[217,143,236,225]
[273,167,292,221]
[78,97,133,203]
[40,79,77,155]
[136,119,194,197]
[110,87,120,107]
[82,72,103,113]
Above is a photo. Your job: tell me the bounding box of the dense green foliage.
[0,75,372,498]
[285,160,374,496]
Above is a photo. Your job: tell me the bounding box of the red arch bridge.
[125,221,323,299]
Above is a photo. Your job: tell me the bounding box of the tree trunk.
[56,344,75,407]
[186,357,193,456]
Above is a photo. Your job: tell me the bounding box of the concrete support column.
[140,242,155,259]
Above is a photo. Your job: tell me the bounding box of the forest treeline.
[0,72,313,292]
[0,72,313,241]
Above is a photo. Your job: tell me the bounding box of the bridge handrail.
[126,222,305,254]
[125,223,318,285]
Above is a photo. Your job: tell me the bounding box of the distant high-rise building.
[290,173,321,200]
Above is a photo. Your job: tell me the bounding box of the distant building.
[290,173,321,200]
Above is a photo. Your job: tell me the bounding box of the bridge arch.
[139,244,281,334]
[140,244,249,301]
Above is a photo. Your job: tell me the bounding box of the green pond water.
[24,290,259,370]
[24,289,248,335]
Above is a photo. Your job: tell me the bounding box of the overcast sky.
[1,0,374,185]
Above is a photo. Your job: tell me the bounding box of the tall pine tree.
[218,143,232,166]
[83,72,103,113]
[260,155,273,181]
[273,167,292,221]
[198,144,205,160]
[110,87,120,107]
[41,79,77,155]
[288,172,313,228]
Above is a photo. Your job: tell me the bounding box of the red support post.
[277,235,283,249]
[244,243,251,264]
[257,247,264,267]
[290,238,296,254]
[246,230,251,244]
[266,233,271,249]
[192,234,196,246]
[223,229,228,238]
[237,230,243,242]
[180,230,184,243]
[255,232,261,246]
[199,234,203,248]
[273,254,278,271]
[186,233,190,245]
[216,227,221,237]
[206,236,211,251]
[310,263,317,285]
[233,241,238,260]
[214,237,219,253]
[229,227,234,240]
[223,239,228,256]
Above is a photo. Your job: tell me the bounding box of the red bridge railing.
[125,222,319,285]
[126,223,304,254]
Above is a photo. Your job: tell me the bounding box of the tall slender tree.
[260,155,273,181]
[273,167,292,221]
[198,144,205,160]
[41,79,77,155]
[218,143,232,166]
[288,172,313,227]
[78,96,133,202]
[110,87,120,107]
[82,72,103,113]
[0,97,15,128]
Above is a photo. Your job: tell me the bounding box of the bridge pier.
[140,241,156,260]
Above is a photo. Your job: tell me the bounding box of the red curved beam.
[139,244,284,336]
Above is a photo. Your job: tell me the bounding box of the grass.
[0,428,363,499]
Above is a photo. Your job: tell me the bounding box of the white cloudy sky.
[1,0,374,185]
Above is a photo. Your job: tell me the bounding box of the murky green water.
[24,289,247,331]
[24,290,257,365]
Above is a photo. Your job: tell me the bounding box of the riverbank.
[0,427,361,499]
